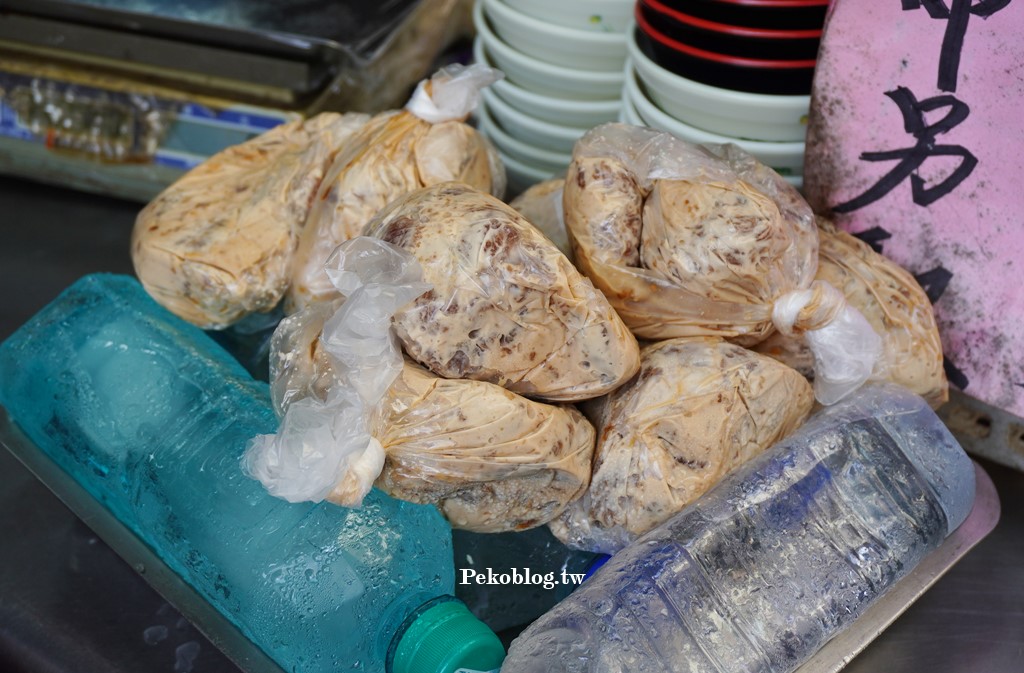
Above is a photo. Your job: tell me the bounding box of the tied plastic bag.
[287,64,507,311]
[366,182,641,402]
[756,218,948,408]
[509,178,572,258]
[245,237,429,505]
[563,123,881,404]
[246,237,596,532]
[550,337,814,554]
[374,364,595,532]
[132,112,370,329]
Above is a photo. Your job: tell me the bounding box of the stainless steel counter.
[0,176,1021,673]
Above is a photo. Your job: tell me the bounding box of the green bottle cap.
[391,598,505,673]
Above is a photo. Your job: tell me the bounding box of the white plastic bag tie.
[406,63,504,124]
[773,281,883,406]
[244,237,431,505]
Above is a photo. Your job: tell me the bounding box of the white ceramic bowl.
[474,38,621,127]
[619,91,644,125]
[482,87,587,154]
[502,151,559,198]
[477,101,574,173]
[474,0,625,98]
[624,64,805,175]
[627,29,809,142]
[483,0,627,71]
[504,0,634,33]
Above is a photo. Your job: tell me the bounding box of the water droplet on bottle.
[174,641,200,673]
[143,625,168,645]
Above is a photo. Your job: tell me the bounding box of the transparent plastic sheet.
[563,123,881,404]
[550,337,814,554]
[131,112,370,329]
[364,182,641,402]
[755,218,949,409]
[509,178,572,259]
[287,64,507,311]
[244,238,428,506]
[245,237,596,531]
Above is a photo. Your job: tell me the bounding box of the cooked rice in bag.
[564,123,882,405]
[287,65,506,310]
[366,182,640,402]
[755,217,948,408]
[132,112,369,329]
[550,337,813,553]
[510,178,571,258]
[246,238,595,533]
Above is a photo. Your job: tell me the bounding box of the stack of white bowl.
[472,0,634,194]
[621,31,810,189]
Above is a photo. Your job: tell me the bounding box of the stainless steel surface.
[0,175,1022,672]
[6,0,422,62]
[0,13,331,92]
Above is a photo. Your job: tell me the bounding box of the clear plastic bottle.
[0,274,504,673]
[500,384,975,673]
[453,526,608,632]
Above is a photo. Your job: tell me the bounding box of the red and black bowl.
[635,5,816,95]
[656,0,829,30]
[641,0,821,60]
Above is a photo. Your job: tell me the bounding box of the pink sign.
[804,0,1024,417]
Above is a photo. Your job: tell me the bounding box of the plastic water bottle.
[500,384,975,673]
[0,274,504,673]
[453,526,608,633]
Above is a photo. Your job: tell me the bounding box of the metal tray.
[0,408,1000,673]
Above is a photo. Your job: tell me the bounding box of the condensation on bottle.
[500,384,976,673]
[0,274,502,673]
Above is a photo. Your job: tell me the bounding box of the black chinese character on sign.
[944,356,970,390]
[833,86,977,212]
[914,265,953,303]
[902,0,1012,92]
[853,226,893,253]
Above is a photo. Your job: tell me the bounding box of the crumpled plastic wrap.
[509,178,571,259]
[755,218,948,408]
[131,112,370,329]
[366,181,641,402]
[549,337,814,554]
[564,123,881,404]
[245,237,428,506]
[286,64,507,311]
[245,236,596,532]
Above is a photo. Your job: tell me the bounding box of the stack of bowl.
[472,0,634,194]
[621,0,829,187]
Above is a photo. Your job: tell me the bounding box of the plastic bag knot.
[406,63,503,124]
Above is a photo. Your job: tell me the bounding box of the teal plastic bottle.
[0,274,504,673]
